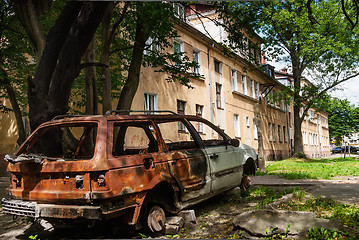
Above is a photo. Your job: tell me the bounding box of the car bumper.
[1,198,101,220]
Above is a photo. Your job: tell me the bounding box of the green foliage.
[323,97,359,144]
[261,157,359,180]
[28,235,40,240]
[265,224,290,240]
[279,195,359,239]
[70,2,200,112]
[0,0,34,115]
[216,1,359,153]
[306,227,345,240]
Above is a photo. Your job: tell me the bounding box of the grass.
[277,189,359,239]
[258,157,359,180]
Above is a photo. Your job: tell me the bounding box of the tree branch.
[110,45,134,55]
[80,62,108,70]
[304,72,359,114]
[341,0,356,29]
[307,0,319,25]
[108,2,130,45]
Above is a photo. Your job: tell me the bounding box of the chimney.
[261,51,267,64]
[189,4,196,15]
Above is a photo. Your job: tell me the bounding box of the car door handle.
[210,154,219,159]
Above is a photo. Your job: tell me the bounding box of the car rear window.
[24,123,98,160]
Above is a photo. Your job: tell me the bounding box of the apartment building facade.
[0,4,330,167]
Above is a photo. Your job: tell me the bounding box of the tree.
[324,97,359,144]
[13,1,110,131]
[0,0,34,144]
[218,0,359,156]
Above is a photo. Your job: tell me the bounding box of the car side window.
[156,120,198,151]
[189,120,227,146]
[112,122,158,156]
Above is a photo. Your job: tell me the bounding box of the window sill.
[232,90,260,103]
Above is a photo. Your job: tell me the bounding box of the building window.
[144,37,159,55]
[288,112,292,127]
[250,79,256,98]
[278,125,282,142]
[216,83,223,109]
[242,75,247,95]
[214,59,222,73]
[246,116,250,127]
[173,3,184,20]
[256,82,260,98]
[283,126,287,143]
[196,104,204,133]
[144,93,158,113]
[272,123,276,142]
[253,120,258,140]
[234,114,241,138]
[268,122,272,142]
[231,69,238,91]
[174,40,184,66]
[177,100,186,131]
[193,50,201,74]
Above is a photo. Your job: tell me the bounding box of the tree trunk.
[116,22,147,111]
[254,102,265,172]
[29,2,109,131]
[13,0,47,62]
[293,104,304,155]
[1,69,26,144]
[101,7,113,114]
[85,37,98,115]
[292,55,305,156]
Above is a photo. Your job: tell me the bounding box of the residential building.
[0,3,330,172]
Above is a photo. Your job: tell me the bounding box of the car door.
[189,120,243,192]
[155,119,211,202]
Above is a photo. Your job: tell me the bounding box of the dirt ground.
[1,175,359,239]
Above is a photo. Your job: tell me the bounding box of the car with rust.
[2,110,258,232]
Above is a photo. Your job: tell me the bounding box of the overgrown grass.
[258,157,359,180]
[277,189,359,239]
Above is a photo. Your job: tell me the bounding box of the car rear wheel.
[147,205,166,233]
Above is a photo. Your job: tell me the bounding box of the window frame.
[215,83,223,109]
[144,92,158,113]
[234,114,241,138]
[192,49,202,74]
[242,75,247,95]
[231,69,238,91]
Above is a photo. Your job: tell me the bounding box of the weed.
[138,232,147,238]
[29,235,40,240]
[226,231,243,239]
[306,227,345,240]
[166,234,180,239]
[265,224,290,239]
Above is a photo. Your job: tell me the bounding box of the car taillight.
[12,174,21,188]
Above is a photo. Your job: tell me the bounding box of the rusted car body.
[2,111,257,231]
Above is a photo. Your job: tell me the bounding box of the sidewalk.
[251,175,359,205]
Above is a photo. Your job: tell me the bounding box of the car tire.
[146,205,166,233]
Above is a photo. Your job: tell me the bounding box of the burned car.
[2,111,257,232]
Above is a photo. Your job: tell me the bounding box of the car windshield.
[22,123,98,160]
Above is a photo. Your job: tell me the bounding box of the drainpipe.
[208,43,215,138]
[317,113,322,157]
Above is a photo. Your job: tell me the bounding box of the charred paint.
[3,114,257,227]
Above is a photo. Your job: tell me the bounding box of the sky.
[268,60,359,107]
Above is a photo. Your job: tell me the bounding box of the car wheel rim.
[147,206,166,232]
